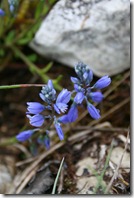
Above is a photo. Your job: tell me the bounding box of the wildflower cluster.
[16,62,111,150]
[0,0,18,16]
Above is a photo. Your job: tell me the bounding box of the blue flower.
[37,135,50,149]
[89,92,104,103]
[74,92,85,104]
[16,130,34,142]
[70,62,111,120]
[74,84,85,93]
[83,69,93,85]
[87,103,100,120]
[8,0,17,13]
[70,77,80,84]
[58,103,78,123]
[44,136,50,149]
[0,9,5,16]
[27,114,45,127]
[93,76,111,89]
[54,89,71,114]
[54,122,64,140]
[39,80,56,104]
[9,4,15,12]
[74,62,93,85]
[27,102,45,114]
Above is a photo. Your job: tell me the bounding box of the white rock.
[110,146,130,173]
[30,0,130,76]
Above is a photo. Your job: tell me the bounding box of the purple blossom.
[0,9,5,16]
[54,122,64,140]
[93,76,111,89]
[87,103,100,120]
[16,62,111,148]
[9,4,15,12]
[39,80,56,103]
[44,136,50,149]
[59,103,78,123]
[89,92,104,103]
[74,62,93,85]
[74,92,85,104]
[27,114,45,127]
[56,89,71,104]
[16,130,34,142]
[37,135,50,149]
[67,103,78,122]
[58,114,69,124]
[83,69,93,85]
[8,0,17,12]
[70,77,80,84]
[54,102,68,114]
[73,84,82,92]
[70,62,111,119]
[27,102,45,114]
[54,89,71,114]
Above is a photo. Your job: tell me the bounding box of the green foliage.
[0,0,61,90]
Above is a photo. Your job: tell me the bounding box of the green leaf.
[27,54,37,62]
[17,37,32,45]
[0,49,5,57]
[41,62,53,73]
[6,30,15,44]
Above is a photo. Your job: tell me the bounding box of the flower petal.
[70,77,80,84]
[54,104,60,114]
[0,8,5,16]
[54,103,68,114]
[87,103,100,120]
[54,122,64,140]
[84,70,93,85]
[27,102,45,114]
[37,135,50,149]
[48,79,54,90]
[58,115,69,123]
[56,89,71,104]
[89,92,104,103]
[74,92,85,104]
[68,103,78,122]
[16,130,34,142]
[39,93,45,101]
[27,114,45,127]
[94,76,111,89]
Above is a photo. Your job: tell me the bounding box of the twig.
[16,165,39,194]
[104,131,130,194]
[68,126,128,144]
[15,127,128,167]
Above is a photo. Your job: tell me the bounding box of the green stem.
[0,137,18,146]
[52,157,65,194]
[9,45,62,90]
[0,84,46,89]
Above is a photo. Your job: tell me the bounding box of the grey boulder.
[30,0,130,76]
